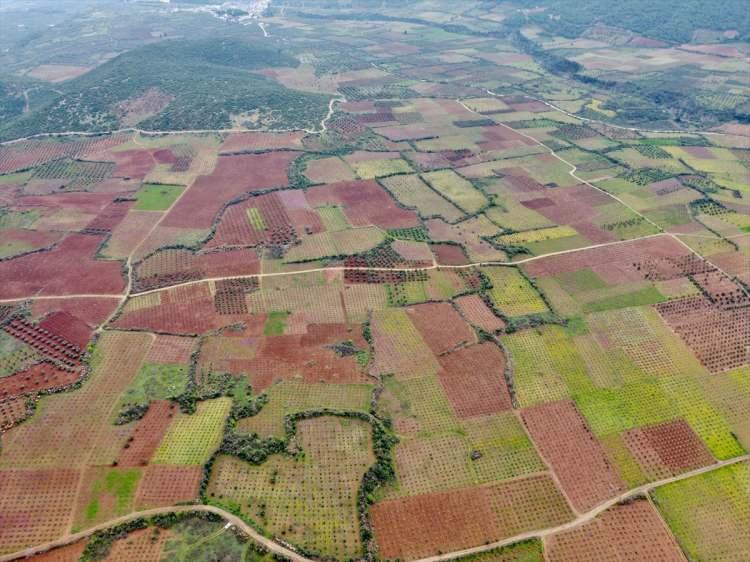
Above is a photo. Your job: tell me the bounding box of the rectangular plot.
[422,169,487,214]
[381,174,464,222]
[152,397,231,465]
[521,400,625,512]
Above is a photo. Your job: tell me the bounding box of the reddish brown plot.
[0,233,126,299]
[656,295,750,373]
[455,294,505,332]
[25,541,86,562]
[145,335,196,364]
[692,270,750,309]
[115,284,245,335]
[524,235,688,284]
[208,192,297,249]
[221,131,304,152]
[406,302,475,355]
[438,343,512,418]
[38,311,93,349]
[133,247,259,292]
[0,136,126,174]
[162,152,297,229]
[372,474,572,560]
[102,527,172,562]
[31,298,118,329]
[0,361,82,401]
[117,401,176,467]
[634,253,713,281]
[0,469,80,554]
[622,419,714,480]
[432,243,469,265]
[307,180,419,230]
[83,200,133,234]
[545,499,686,562]
[0,229,62,254]
[208,323,369,391]
[109,149,158,179]
[3,317,82,368]
[521,400,625,512]
[0,397,29,431]
[135,465,202,509]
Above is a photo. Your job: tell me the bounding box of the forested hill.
[511,0,750,43]
[0,38,331,141]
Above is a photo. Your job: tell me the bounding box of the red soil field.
[109,149,157,179]
[432,243,469,265]
[145,335,196,364]
[478,125,535,151]
[276,190,325,235]
[83,200,133,234]
[306,180,419,230]
[0,468,80,553]
[691,270,750,309]
[635,253,714,282]
[523,235,689,284]
[0,361,82,402]
[0,136,126,174]
[656,295,749,373]
[31,298,118,329]
[115,283,245,335]
[133,247,259,292]
[16,191,119,217]
[27,541,86,562]
[221,131,304,152]
[521,400,625,512]
[38,311,93,349]
[0,233,126,299]
[0,397,29,431]
[208,192,297,249]
[622,419,715,480]
[372,474,572,560]
[162,152,298,229]
[135,465,202,509]
[210,324,370,391]
[117,401,176,467]
[0,229,62,254]
[102,527,172,562]
[104,210,162,257]
[408,151,452,171]
[545,499,686,562]
[3,318,82,368]
[454,294,506,332]
[406,302,475,355]
[438,343,512,418]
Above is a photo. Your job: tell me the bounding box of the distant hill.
[0,38,330,141]
[512,0,750,43]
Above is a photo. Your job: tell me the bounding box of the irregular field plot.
[521,400,625,512]
[372,474,573,560]
[545,498,686,562]
[208,416,373,560]
[422,169,487,214]
[237,381,372,438]
[652,461,750,561]
[152,398,231,465]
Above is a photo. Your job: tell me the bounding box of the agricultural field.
[0,0,749,560]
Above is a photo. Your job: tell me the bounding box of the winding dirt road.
[3,456,748,562]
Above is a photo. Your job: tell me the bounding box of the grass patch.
[582,286,665,313]
[263,311,289,336]
[135,183,184,211]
